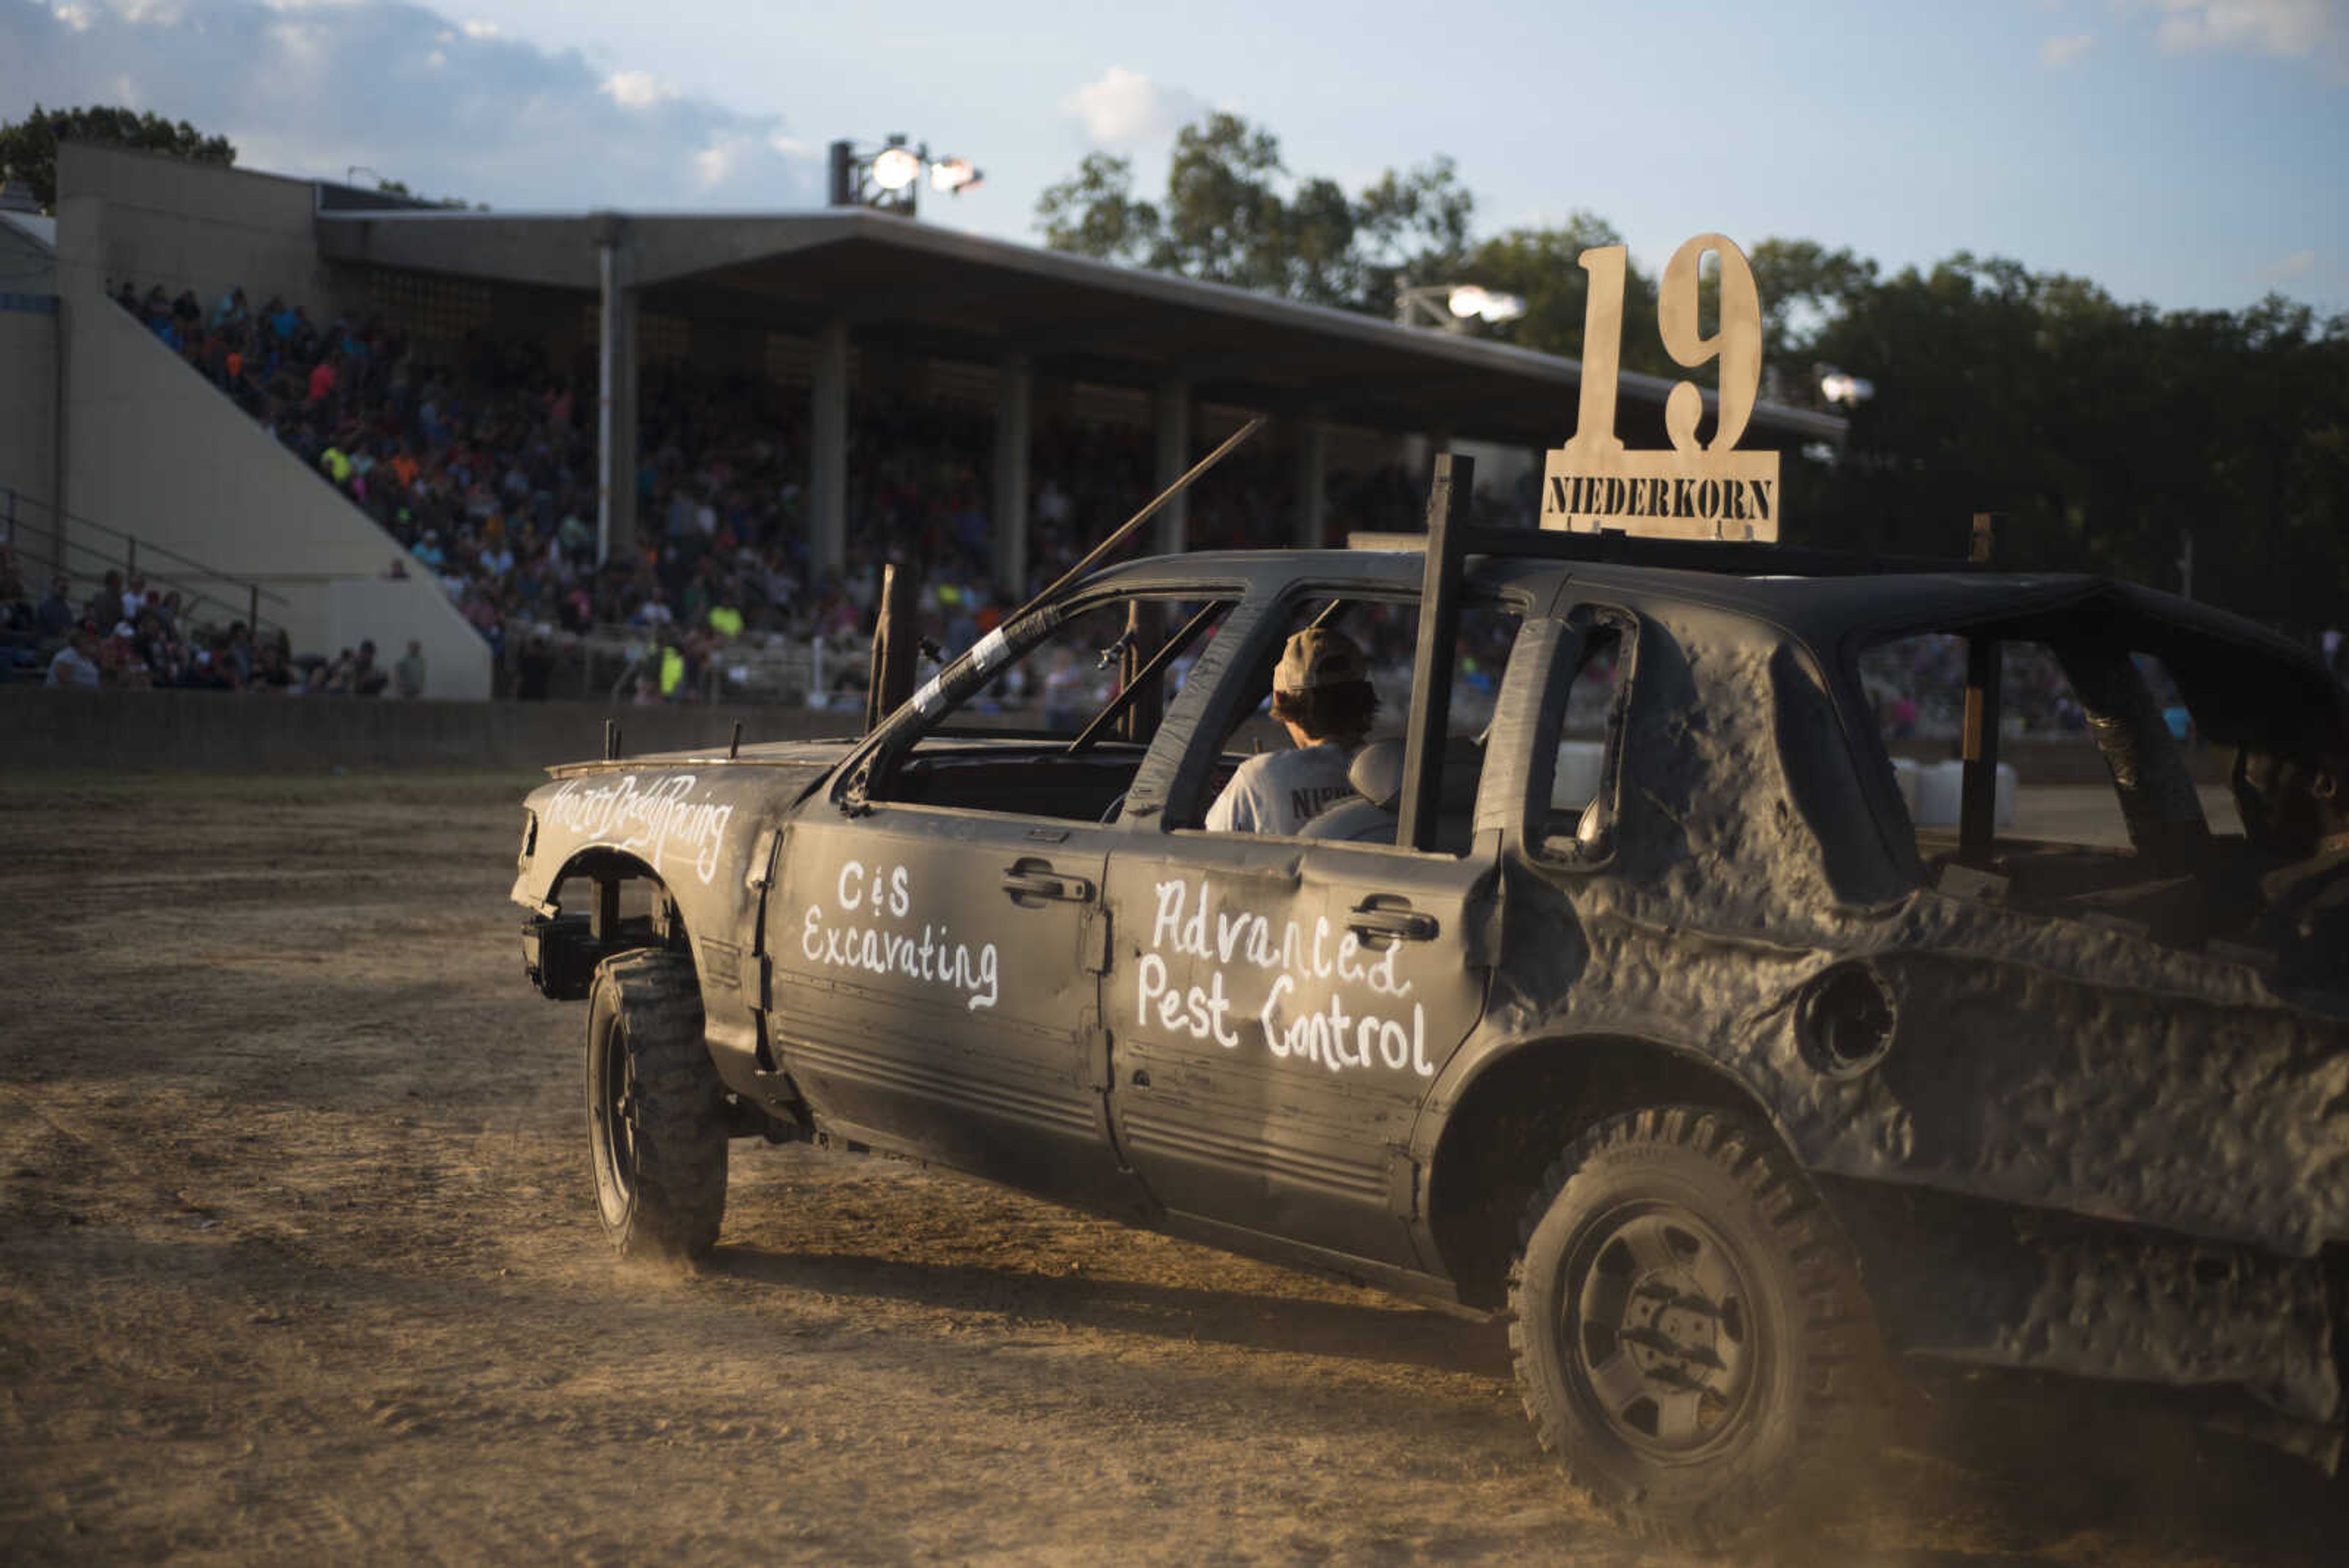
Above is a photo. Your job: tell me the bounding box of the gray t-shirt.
[1204,740,1357,835]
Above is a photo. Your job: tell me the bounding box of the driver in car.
[1206,628,1378,834]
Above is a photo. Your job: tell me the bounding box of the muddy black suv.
[512,461,2349,1541]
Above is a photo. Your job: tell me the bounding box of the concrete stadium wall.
[54,144,360,327]
[1,216,60,563]
[0,306,58,553]
[2,688,870,773]
[50,146,490,698]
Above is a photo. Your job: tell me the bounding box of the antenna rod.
[1008,415,1266,625]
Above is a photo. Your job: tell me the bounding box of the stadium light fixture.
[1819,368,1875,406]
[1397,282,1527,334]
[929,156,982,196]
[829,135,984,218]
[870,145,922,194]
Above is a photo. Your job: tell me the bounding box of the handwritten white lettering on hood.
[544,773,736,885]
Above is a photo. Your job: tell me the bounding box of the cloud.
[1061,65,1206,146]
[0,0,822,210]
[600,69,674,111]
[2260,247,2318,282]
[2132,0,2349,78]
[2040,31,2095,66]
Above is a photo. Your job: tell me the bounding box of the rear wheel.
[1508,1105,1882,1545]
[585,950,728,1261]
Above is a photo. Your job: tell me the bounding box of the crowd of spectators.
[0,538,432,694]
[76,275,2321,728]
[62,276,1535,702]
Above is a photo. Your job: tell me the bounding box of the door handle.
[1346,902,1438,943]
[1001,864,1094,903]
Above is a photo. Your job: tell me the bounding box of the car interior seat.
[1297,736,1486,848]
[1297,738,1405,842]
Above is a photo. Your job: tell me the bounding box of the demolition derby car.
[511,462,2348,1542]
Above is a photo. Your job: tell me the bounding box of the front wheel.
[1508,1106,1883,1546]
[585,949,728,1261]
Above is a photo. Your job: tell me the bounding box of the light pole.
[827,135,983,219]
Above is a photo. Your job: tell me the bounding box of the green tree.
[1034,114,1482,314]
[372,177,481,212]
[1458,214,1675,374]
[1035,152,1162,267]
[1354,155,1475,301]
[1745,238,1878,401]
[0,104,236,212]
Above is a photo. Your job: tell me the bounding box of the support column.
[1293,415,1328,548]
[1152,377,1192,555]
[809,321,850,582]
[992,354,1032,596]
[594,220,639,569]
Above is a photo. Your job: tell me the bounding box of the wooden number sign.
[1539,233,1780,542]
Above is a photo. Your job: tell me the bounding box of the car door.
[1097,595,1513,1266]
[1100,836,1493,1264]
[759,590,1223,1217]
[770,800,1133,1209]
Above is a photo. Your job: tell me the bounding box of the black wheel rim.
[591,1014,639,1216]
[1564,1202,1761,1458]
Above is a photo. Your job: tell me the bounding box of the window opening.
[1186,593,1521,852]
[867,596,1228,820]
[1857,630,2245,946]
[1540,619,1633,858]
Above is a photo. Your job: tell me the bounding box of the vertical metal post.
[1293,417,1327,548]
[1959,513,2002,866]
[865,562,920,732]
[810,321,850,581]
[595,220,638,571]
[1399,453,1473,853]
[993,354,1032,598]
[125,535,136,577]
[597,237,617,568]
[247,584,259,633]
[1152,379,1192,556]
[1116,600,1162,745]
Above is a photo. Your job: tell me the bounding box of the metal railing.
[495,622,833,706]
[3,486,291,640]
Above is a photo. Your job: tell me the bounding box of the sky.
[4,0,2346,314]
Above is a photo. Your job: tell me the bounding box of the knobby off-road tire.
[1508,1105,1883,1547]
[585,950,728,1261]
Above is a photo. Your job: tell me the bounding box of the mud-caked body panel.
[1445,587,2349,1439]
[512,547,2349,1465]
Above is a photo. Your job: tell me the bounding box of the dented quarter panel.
[1463,593,2349,1421]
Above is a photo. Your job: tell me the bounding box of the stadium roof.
[314,203,1844,451]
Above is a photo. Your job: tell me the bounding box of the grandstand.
[1,141,1844,703]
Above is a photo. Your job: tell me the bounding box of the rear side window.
[1538,611,1636,860]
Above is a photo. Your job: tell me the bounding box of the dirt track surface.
[1,773,2339,1566]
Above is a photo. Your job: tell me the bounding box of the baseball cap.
[1274,628,1368,693]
